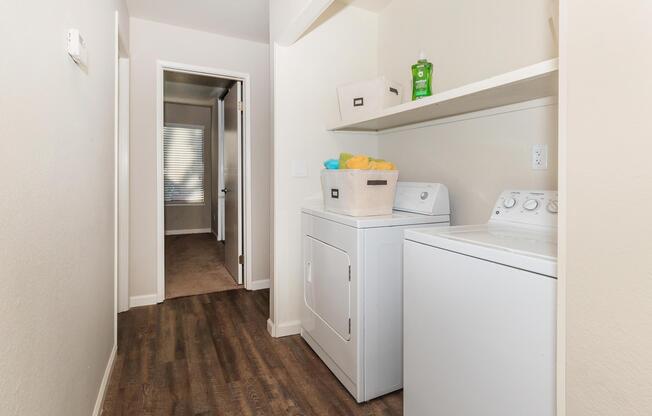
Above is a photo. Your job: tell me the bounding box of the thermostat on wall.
[67,29,88,67]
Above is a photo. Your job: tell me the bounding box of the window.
[163,123,205,205]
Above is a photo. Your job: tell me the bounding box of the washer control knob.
[420,191,429,200]
[523,199,539,211]
[503,197,517,209]
[547,200,559,214]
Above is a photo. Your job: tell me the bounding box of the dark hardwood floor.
[102,289,402,415]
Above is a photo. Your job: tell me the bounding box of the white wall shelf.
[328,58,559,133]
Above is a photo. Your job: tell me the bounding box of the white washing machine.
[403,190,558,416]
[301,182,451,402]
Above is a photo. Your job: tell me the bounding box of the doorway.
[156,62,252,302]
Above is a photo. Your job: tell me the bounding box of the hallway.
[165,234,241,299]
[102,290,402,415]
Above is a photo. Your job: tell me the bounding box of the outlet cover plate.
[532,144,548,170]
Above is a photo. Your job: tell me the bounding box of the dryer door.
[304,236,351,341]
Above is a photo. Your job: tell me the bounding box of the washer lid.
[302,204,450,229]
[405,223,558,277]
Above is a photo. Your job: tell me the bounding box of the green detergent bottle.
[412,51,433,100]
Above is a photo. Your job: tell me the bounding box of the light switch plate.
[291,160,308,177]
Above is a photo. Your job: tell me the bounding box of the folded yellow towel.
[345,155,371,170]
[369,160,395,170]
[338,153,396,170]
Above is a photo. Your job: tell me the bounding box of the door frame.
[114,12,130,323]
[117,55,130,313]
[155,60,253,302]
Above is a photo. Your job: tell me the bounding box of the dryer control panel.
[393,182,450,216]
[490,190,558,228]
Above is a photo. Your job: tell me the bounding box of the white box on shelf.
[337,77,402,123]
[321,169,399,217]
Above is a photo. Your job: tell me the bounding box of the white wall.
[269,0,559,332]
[269,0,317,324]
[378,0,557,97]
[271,3,379,334]
[376,0,558,225]
[379,100,558,225]
[0,1,129,414]
[129,18,271,297]
[560,0,652,414]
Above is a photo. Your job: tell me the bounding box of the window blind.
[163,124,205,204]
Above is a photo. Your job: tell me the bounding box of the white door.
[304,236,351,340]
[223,82,243,284]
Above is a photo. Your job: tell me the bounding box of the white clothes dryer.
[301,182,451,402]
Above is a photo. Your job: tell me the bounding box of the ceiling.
[126,0,270,43]
[164,82,226,103]
[165,71,235,89]
[164,71,234,102]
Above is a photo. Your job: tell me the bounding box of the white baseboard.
[165,228,211,236]
[270,319,301,338]
[92,343,117,416]
[248,279,270,291]
[129,294,158,308]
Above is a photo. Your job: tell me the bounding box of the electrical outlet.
[532,144,548,170]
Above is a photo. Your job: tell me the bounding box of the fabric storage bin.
[321,169,399,216]
[337,77,402,123]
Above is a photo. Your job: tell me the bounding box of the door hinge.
[348,265,351,281]
[239,255,244,265]
[348,318,351,334]
[237,101,244,112]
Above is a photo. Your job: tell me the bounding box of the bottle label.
[412,62,432,99]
